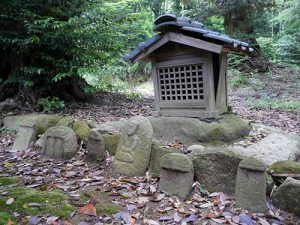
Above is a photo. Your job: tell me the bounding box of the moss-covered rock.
[272,177,300,215]
[148,143,181,177]
[73,120,91,140]
[102,132,120,156]
[270,160,300,174]
[148,113,251,145]
[3,114,62,135]
[161,153,193,172]
[0,186,74,219]
[57,116,74,127]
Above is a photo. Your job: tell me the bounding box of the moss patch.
[0,212,13,224]
[0,186,74,219]
[79,188,124,215]
[0,177,20,186]
[270,160,300,174]
[73,121,91,140]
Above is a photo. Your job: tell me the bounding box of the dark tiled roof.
[124,14,253,63]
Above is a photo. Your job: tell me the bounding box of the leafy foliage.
[38,97,65,113]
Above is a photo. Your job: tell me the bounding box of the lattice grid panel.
[157,64,204,101]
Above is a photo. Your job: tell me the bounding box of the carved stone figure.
[42,125,78,160]
[112,116,153,176]
[12,121,36,152]
[87,130,106,161]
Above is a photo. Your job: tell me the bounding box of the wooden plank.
[155,57,205,69]
[203,52,216,113]
[159,110,218,118]
[169,32,223,54]
[133,35,170,63]
[216,53,228,112]
[151,59,161,111]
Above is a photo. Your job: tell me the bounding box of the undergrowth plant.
[38,97,65,113]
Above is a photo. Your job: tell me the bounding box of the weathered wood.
[203,52,216,113]
[216,53,228,112]
[151,59,161,111]
[168,32,223,54]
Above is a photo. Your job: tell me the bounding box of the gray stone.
[269,160,300,174]
[34,134,44,148]
[87,130,106,161]
[42,126,78,160]
[190,149,244,193]
[148,114,250,145]
[112,116,153,176]
[96,114,250,145]
[3,114,62,135]
[232,133,300,166]
[235,157,267,213]
[102,132,120,156]
[149,143,181,177]
[187,145,205,154]
[11,122,37,152]
[272,177,300,215]
[159,153,194,199]
[57,116,74,127]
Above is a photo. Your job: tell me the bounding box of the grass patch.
[247,97,300,112]
[0,177,20,186]
[0,186,74,219]
[0,212,13,224]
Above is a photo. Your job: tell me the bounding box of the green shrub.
[228,69,249,88]
[38,97,65,113]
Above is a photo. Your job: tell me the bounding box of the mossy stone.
[270,160,300,174]
[0,186,74,219]
[272,177,300,215]
[57,116,74,127]
[73,120,91,140]
[102,133,120,156]
[160,153,193,172]
[149,143,181,176]
[192,150,244,193]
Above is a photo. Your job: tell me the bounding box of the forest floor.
[0,66,299,224]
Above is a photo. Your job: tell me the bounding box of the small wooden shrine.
[124,14,253,118]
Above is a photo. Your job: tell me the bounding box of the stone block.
[42,126,78,160]
[112,116,153,176]
[73,120,91,140]
[11,122,36,152]
[87,130,106,161]
[159,153,194,199]
[102,132,120,156]
[235,157,267,213]
[149,143,181,177]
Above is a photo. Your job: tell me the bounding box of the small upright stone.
[42,126,78,160]
[12,121,36,152]
[159,153,194,199]
[112,116,153,176]
[87,130,106,161]
[235,157,267,213]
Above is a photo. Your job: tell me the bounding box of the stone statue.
[112,116,153,176]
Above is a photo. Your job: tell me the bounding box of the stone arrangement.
[11,121,36,152]
[42,126,78,160]
[112,116,153,176]
[6,113,300,213]
[159,153,194,199]
[235,158,267,213]
[86,130,106,161]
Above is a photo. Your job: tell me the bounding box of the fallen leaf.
[239,213,255,225]
[199,202,213,208]
[174,212,182,223]
[151,193,165,202]
[184,213,196,223]
[28,216,39,225]
[6,218,14,225]
[46,216,59,224]
[138,197,149,204]
[259,218,270,225]
[159,215,173,222]
[6,198,14,205]
[146,219,160,225]
[79,203,97,216]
